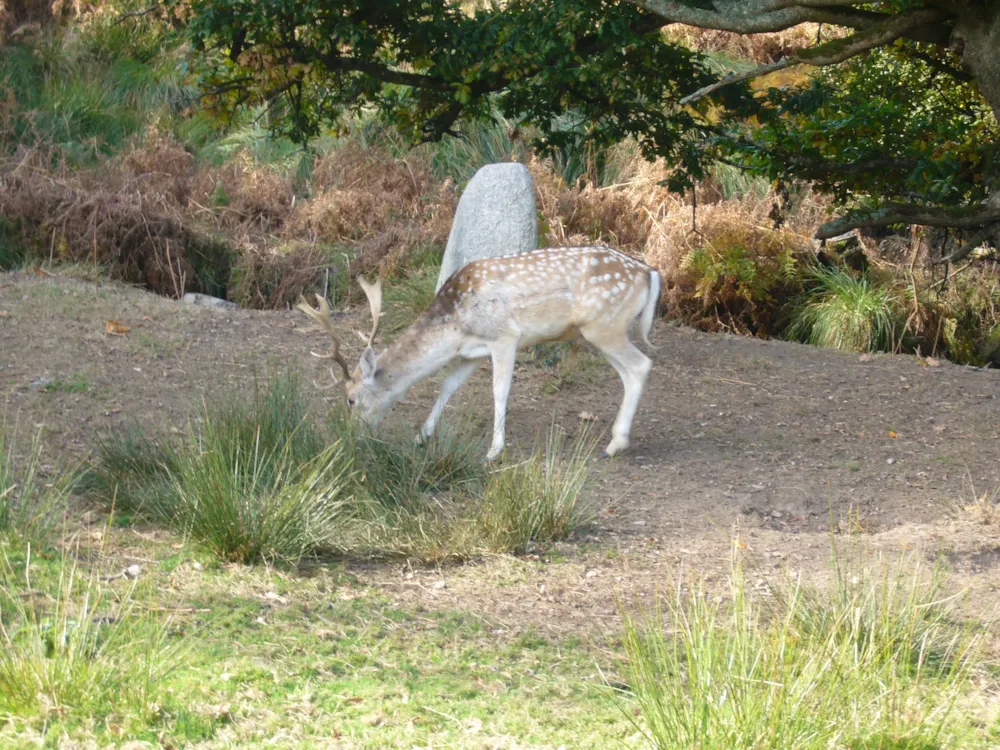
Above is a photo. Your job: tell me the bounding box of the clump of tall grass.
[0,543,182,721]
[1,415,75,543]
[87,423,178,516]
[474,428,596,553]
[788,266,905,352]
[332,413,486,510]
[89,371,599,562]
[620,549,982,749]
[91,374,356,564]
[157,437,354,564]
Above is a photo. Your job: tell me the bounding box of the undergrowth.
[88,373,595,563]
[620,546,984,749]
[3,9,999,365]
[788,266,906,352]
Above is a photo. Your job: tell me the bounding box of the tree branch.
[679,8,946,104]
[634,0,895,33]
[299,51,452,92]
[680,59,794,105]
[941,224,1000,263]
[816,203,1000,240]
[903,48,973,83]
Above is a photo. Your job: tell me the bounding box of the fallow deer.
[298,246,661,461]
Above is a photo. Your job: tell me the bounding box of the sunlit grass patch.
[0,543,182,727]
[475,427,597,554]
[620,547,984,749]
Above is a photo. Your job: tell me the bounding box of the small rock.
[886,458,896,465]
[31,375,53,389]
[124,564,142,580]
[182,292,237,310]
[192,561,204,572]
[585,569,598,579]
[431,580,447,591]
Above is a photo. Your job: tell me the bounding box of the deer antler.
[296,294,352,382]
[357,277,382,347]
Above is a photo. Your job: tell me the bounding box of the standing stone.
[436,163,538,291]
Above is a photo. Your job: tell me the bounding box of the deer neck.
[374,321,460,403]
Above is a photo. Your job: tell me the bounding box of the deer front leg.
[417,359,481,443]
[486,340,518,462]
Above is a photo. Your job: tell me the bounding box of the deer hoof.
[602,439,629,458]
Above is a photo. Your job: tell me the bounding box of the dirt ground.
[2,270,999,640]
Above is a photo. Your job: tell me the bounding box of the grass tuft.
[0,543,182,722]
[475,427,596,554]
[620,547,981,749]
[334,413,487,511]
[1,415,75,543]
[87,423,178,515]
[787,267,906,353]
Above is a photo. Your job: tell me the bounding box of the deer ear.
[359,347,378,380]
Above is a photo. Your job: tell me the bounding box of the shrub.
[474,427,595,553]
[681,230,805,336]
[787,267,905,352]
[620,549,981,749]
[931,270,1000,366]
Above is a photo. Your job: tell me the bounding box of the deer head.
[297,277,391,425]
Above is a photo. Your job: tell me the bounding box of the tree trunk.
[953,9,1000,125]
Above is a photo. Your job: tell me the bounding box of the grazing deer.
[298,246,661,461]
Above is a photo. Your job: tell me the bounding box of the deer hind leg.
[486,340,519,462]
[580,327,652,457]
[417,358,482,444]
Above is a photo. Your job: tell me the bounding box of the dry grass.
[290,140,454,277]
[663,23,840,65]
[0,147,219,298]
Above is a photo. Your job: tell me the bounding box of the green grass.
[475,427,597,554]
[95,374,355,564]
[0,536,631,746]
[86,371,603,562]
[0,28,187,160]
[0,542,182,729]
[155,435,355,564]
[41,373,89,394]
[334,414,486,511]
[382,266,438,334]
[0,415,75,543]
[787,267,905,353]
[620,547,985,749]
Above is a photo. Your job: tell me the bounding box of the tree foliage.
[179,0,741,191]
[172,0,1000,251]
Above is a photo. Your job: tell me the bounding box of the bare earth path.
[2,271,999,638]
